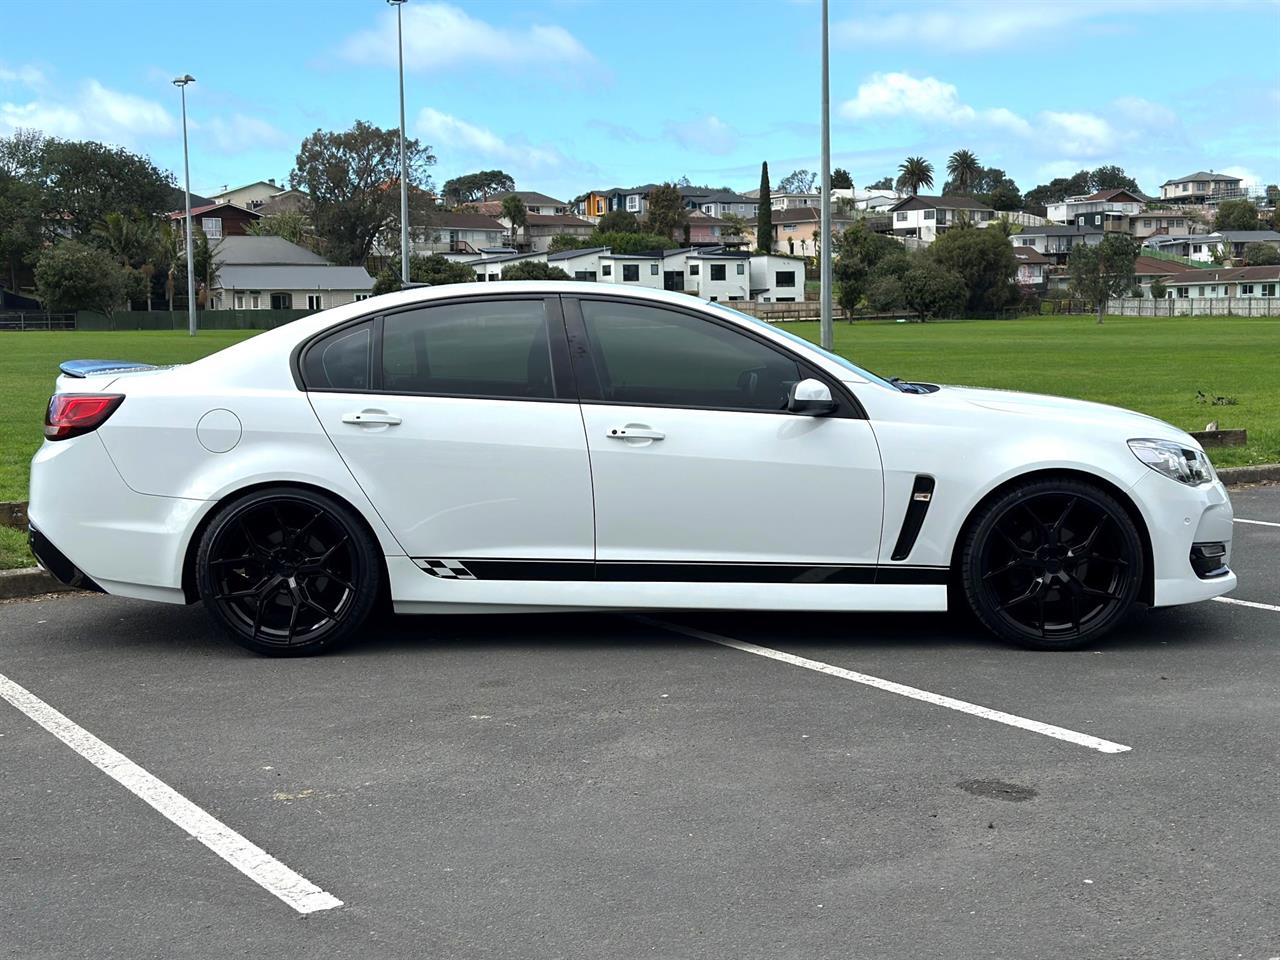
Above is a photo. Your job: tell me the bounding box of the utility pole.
[819,0,833,351]
[389,0,410,283]
[173,74,197,336]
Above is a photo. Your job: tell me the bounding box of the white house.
[465,251,548,282]
[1046,188,1148,225]
[414,212,506,256]
[211,235,373,311]
[887,194,995,242]
[211,179,289,210]
[547,246,608,282]
[1145,230,1280,262]
[599,249,688,290]
[686,249,751,301]
[749,254,806,302]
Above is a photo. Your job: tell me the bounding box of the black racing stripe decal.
[416,559,949,585]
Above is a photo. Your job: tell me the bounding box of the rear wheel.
[961,479,1143,650]
[196,487,381,656]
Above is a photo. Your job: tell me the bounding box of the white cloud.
[197,114,289,154]
[1218,165,1262,190]
[416,106,566,170]
[0,63,45,87]
[839,72,1031,133]
[1040,112,1115,157]
[663,115,737,155]
[0,78,174,143]
[341,3,594,72]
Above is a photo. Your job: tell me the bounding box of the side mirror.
[787,378,837,416]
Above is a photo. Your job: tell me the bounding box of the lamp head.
[172,75,195,87]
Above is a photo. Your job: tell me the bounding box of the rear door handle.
[342,410,402,426]
[606,426,664,441]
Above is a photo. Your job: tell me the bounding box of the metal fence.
[1105,297,1280,317]
[0,312,76,331]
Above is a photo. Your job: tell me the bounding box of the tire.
[195,486,382,656]
[960,478,1144,651]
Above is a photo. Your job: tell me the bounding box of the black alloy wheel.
[196,487,380,656]
[962,478,1143,650]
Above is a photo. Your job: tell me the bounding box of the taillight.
[44,393,124,441]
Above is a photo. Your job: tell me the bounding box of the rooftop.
[1161,171,1244,186]
[217,265,374,291]
[215,235,328,266]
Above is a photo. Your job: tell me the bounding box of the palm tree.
[501,194,528,248]
[896,156,934,196]
[947,149,981,194]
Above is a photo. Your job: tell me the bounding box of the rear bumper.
[28,525,104,592]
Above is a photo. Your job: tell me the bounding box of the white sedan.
[29,282,1235,655]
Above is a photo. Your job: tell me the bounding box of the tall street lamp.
[172,74,197,336]
[388,0,410,284]
[819,0,833,351]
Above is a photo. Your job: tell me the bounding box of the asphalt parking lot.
[2,487,1278,960]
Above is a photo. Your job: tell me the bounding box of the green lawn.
[0,316,1277,570]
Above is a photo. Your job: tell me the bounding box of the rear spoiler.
[59,359,159,379]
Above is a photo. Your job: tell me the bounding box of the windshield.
[707,302,902,391]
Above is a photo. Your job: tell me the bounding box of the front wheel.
[195,487,382,656]
[961,479,1144,650]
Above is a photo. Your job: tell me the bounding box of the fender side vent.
[890,476,936,562]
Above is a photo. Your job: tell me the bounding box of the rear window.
[302,322,372,390]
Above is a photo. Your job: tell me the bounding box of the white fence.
[1106,297,1280,317]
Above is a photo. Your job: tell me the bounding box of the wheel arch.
[180,480,391,604]
[947,468,1155,606]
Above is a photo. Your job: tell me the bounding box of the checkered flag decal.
[418,559,477,580]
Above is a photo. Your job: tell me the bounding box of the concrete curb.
[0,567,78,601]
[1218,464,1280,487]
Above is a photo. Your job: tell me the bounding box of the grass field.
[0,315,1276,569]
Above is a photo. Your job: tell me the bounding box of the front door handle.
[606,426,664,441]
[342,410,402,426]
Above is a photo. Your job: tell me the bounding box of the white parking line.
[0,671,342,915]
[1234,518,1280,528]
[1213,596,1280,613]
[638,618,1131,755]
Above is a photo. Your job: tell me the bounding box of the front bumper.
[1130,471,1236,607]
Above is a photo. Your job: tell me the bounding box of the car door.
[564,295,884,577]
[303,295,595,562]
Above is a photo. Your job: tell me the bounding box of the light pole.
[172,74,197,336]
[388,0,410,284]
[819,0,833,351]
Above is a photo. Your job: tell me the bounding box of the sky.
[2,0,1278,202]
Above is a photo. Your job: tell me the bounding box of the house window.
[689,264,700,276]
[623,264,639,282]
[729,295,743,301]
[1174,220,1183,228]
[710,264,726,281]
[1192,245,1202,254]
[354,294,369,301]
[1263,284,1276,297]
[775,297,795,302]
[1197,286,1205,297]
[307,294,324,311]
[783,224,796,232]
[1241,284,1255,295]
[1019,238,1035,246]
[896,212,907,221]
[201,217,223,239]
[234,294,244,309]
[650,263,659,276]
[626,195,640,212]
[488,273,499,282]
[1144,219,1152,228]
[602,264,612,277]
[703,204,713,214]
[775,271,796,288]
[736,263,745,275]
[1176,287,1188,298]
[924,210,935,220]
[271,293,292,309]
[250,293,260,309]
[574,270,597,282]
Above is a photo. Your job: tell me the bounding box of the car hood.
[937,384,1195,444]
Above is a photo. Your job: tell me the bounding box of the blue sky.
[2,0,1278,201]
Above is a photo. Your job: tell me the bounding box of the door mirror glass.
[787,378,837,416]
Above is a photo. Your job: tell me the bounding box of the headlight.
[1128,438,1214,486]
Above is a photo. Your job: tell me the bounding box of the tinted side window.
[382,300,557,400]
[303,322,372,390]
[578,301,801,411]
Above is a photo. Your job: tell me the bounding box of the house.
[465,251,548,282]
[255,189,310,217]
[547,246,608,282]
[771,192,821,211]
[769,206,854,255]
[749,254,807,302]
[1156,265,1280,299]
[211,179,289,210]
[475,191,571,217]
[415,212,506,256]
[681,187,758,220]
[167,201,262,241]
[1046,188,1147,225]
[685,249,751,301]
[687,210,745,247]
[1159,171,1245,204]
[1145,230,1280,262]
[209,236,372,311]
[1128,211,1193,240]
[1011,246,1050,290]
[510,213,595,253]
[598,248,688,290]
[886,195,995,242]
[1010,224,1103,262]
[589,184,660,217]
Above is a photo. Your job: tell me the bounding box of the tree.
[831,168,853,190]
[867,176,894,191]
[32,137,176,241]
[988,183,1023,211]
[501,194,528,245]
[35,240,129,320]
[1069,234,1139,324]
[902,261,967,321]
[1088,165,1140,193]
[929,226,1018,314]
[595,210,640,234]
[720,212,752,239]
[757,162,773,253]
[441,170,514,205]
[946,150,981,194]
[591,231,674,254]
[247,211,314,249]
[1149,278,1167,300]
[180,228,222,307]
[896,156,934,196]
[501,261,571,280]
[645,183,688,241]
[548,233,595,252]
[1266,184,1280,204]
[832,221,902,313]
[1024,170,1091,213]
[1244,242,1280,266]
[0,168,43,291]
[1215,198,1261,232]
[778,169,817,194]
[372,253,470,294]
[290,120,435,265]
[675,175,692,188]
